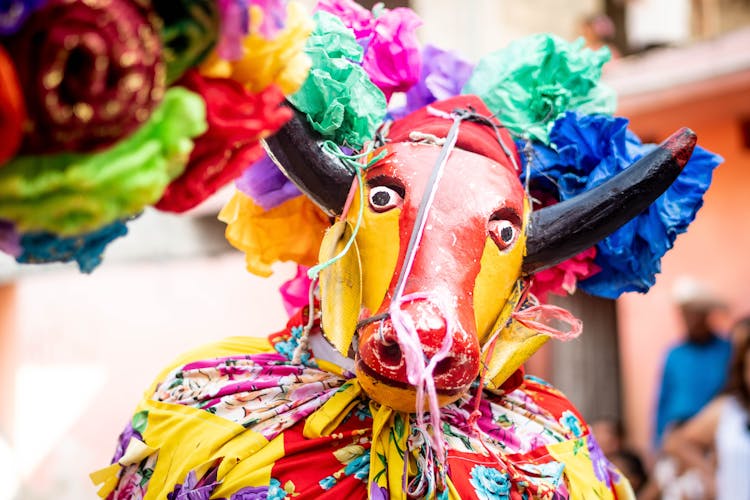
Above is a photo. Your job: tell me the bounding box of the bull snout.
[356,298,480,411]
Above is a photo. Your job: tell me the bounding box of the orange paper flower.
[219,191,329,276]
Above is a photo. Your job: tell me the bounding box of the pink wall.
[2,255,291,498]
[617,73,750,456]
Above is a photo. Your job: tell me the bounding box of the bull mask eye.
[368,185,403,213]
[489,216,520,251]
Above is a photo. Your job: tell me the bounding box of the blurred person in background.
[579,13,622,60]
[654,277,732,447]
[730,316,750,349]
[664,330,750,499]
[609,450,648,496]
[590,416,650,496]
[590,416,626,456]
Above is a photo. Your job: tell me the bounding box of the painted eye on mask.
[488,209,521,251]
[368,185,403,213]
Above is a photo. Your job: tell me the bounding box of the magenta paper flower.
[530,246,600,302]
[362,7,422,100]
[315,0,422,101]
[279,265,313,316]
[315,0,373,39]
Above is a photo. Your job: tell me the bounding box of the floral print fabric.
[95,310,633,500]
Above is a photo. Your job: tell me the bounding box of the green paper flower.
[463,34,615,144]
[0,87,207,236]
[288,11,386,148]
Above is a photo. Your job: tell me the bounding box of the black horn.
[262,103,355,216]
[523,128,697,274]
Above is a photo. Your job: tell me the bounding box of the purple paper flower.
[0,220,21,257]
[315,0,373,39]
[393,45,474,118]
[250,0,286,38]
[235,154,301,210]
[362,7,422,100]
[217,0,249,60]
[228,485,270,499]
[0,0,46,36]
[217,0,287,60]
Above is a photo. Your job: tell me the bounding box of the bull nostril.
[433,357,454,376]
[378,342,402,368]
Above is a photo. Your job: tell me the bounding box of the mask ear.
[485,322,549,390]
[319,220,362,356]
[482,285,549,389]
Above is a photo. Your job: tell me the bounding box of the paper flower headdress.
[0,0,720,304]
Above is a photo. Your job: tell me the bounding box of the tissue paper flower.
[201,1,313,95]
[464,34,615,144]
[8,0,166,153]
[361,7,422,101]
[219,191,329,276]
[0,0,45,36]
[288,10,385,147]
[522,112,721,298]
[316,0,422,101]
[16,220,129,273]
[393,44,473,118]
[235,154,302,210]
[0,88,206,235]
[156,71,291,212]
[279,265,313,315]
[315,0,372,39]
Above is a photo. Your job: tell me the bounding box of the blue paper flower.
[469,465,511,500]
[0,0,46,36]
[16,219,129,273]
[520,112,721,298]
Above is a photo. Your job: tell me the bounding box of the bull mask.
[264,95,696,412]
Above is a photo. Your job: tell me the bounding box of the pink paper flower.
[530,246,600,302]
[315,0,423,101]
[279,265,313,316]
[362,7,422,100]
[315,0,373,39]
[527,191,600,302]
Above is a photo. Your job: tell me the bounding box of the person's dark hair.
[610,449,648,493]
[725,331,750,412]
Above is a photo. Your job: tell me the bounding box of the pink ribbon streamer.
[511,303,583,340]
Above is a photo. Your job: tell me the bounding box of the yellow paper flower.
[219,190,329,276]
[201,2,313,95]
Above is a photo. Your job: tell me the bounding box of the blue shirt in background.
[655,334,732,446]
